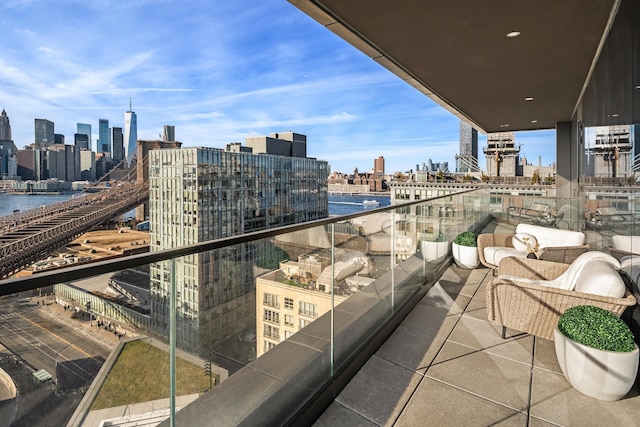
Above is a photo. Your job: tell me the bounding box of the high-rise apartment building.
[148,142,328,359]
[374,156,385,176]
[54,134,65,145]
[124,102,137,163]
[98,119,110,154]
[112,127,124,163]
[484,132,519,176]
[34,118,54,145]
[456,121,479,172]
[162,125,175,142]
[77,123,92,149]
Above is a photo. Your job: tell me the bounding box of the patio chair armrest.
[537,244,589,264]
[477,233,514,268]
[497,257,569,280]
[608,246,634,261]
[486,280,636,340]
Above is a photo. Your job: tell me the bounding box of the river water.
[0,192,391,218]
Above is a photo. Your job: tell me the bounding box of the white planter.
[452,242,480,269]
[421,240,449,263]
[554,325,639,401]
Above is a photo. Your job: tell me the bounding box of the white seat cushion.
[484,246,526,267]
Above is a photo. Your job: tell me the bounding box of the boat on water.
[362,200,380,207]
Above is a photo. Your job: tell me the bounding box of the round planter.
[452,242,480,269]
[554,324,639,401]
[421,240,449,263]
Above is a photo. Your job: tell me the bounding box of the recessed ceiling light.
[525,97,534,101]
[500,124,509,128]
[506,31,521,38]
[531,120,538,123]
[611,113,619,117]
[636,85,640,89]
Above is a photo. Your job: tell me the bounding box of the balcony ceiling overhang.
[289,0,618,133]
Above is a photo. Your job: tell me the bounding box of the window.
[263,292,279,308]
[299,301,317,318]
[263,309,280,324]
[299,318,311,329]
[284,330,293,339]
[263,340,276,353]
[284,314,294,326]
[263,324,280,340]
[284,297,294,310]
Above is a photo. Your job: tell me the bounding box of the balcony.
[0,188,639,426]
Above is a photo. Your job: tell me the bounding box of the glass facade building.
[148,147,328,362]
[124,110,137,163]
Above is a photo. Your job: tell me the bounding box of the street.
[0,294,118,427]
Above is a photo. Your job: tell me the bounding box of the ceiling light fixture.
[506,31,521,38]
[531,120,538,123]
[500,124,509,128]
[525,97,534,101]
[636,85,640,89]
[611,113,619,117]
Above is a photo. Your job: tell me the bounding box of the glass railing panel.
[583,187,640,255]
[0,188,491,425]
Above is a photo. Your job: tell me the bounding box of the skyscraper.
[148,140,328,357]
[124,100,137,163]
[0,109,18,179]
[162,125,175,142]
[112,127,124,163]
[77,123,91,149]
[0,109,12,141]
[98,119,110,154]
[34,118,54,145]
[456,121,479,172]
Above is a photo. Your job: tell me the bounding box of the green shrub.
[558,305,636,352]
[453,231,477,247]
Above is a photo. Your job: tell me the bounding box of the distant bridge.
[0,182,149,279]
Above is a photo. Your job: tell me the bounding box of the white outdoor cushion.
[512,233,537,252]
[515,223,585,249]
[612,235,640,255]
[574,260,626,298]
[484,246,526,267]
[498,251,621,292]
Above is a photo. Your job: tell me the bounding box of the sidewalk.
[37,298,138,349]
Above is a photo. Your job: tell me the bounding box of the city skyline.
[0,0,557,174]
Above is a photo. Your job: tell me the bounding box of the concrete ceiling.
[289,0,618,133]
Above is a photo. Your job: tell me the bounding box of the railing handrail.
[0,189,477,296]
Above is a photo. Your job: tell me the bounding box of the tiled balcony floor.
[315,223,640,426]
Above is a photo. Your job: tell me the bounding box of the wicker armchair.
[486,257,636,341]
[477,231,588,271]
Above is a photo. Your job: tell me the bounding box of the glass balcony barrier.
[0,188,600,426]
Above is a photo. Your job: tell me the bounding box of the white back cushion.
[612,235,640,255]
[574,260,626,298]
[512,233,537,252]
[555,251,620,291]
[515,223,585,248]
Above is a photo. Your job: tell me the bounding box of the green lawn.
[91,340,213,410]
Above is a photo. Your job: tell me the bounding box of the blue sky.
[0,0,557,174]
